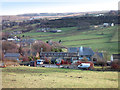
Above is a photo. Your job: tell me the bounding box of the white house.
[103,23,109,27]
[57,30,62,32]
[7,38,15,41]
[111,23,114,26]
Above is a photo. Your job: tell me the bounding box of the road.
[37,64,62,68]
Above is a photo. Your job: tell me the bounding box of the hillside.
[15,25,119,55]
[2,11,119,56]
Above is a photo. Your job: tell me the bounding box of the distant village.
[1,10,119,70]
[1,22,119,70]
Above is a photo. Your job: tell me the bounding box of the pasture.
[17,25,119,55]
[2,66,118,88]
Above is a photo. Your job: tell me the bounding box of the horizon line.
[0,10,117,16]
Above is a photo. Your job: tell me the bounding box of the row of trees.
[2,40,63,55]
[2,15,118,32]
[32,40,63,53]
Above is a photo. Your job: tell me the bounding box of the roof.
[112,54,120,60]
[79,47,94,56]
[68,47,78,53]
[95,52,104,59]
[68,47,94,56]
[4,53,20,57]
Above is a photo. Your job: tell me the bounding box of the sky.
[0,0,119,15]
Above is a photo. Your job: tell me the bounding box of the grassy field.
[2,66,118,88]
[16,25,119,55]
[4,25,119,55]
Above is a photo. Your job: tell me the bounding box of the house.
[15,39,36,47]
[40,52,78,63]
[111,23,114,26]
[4,53,20,61]
[103,23,109,27]
[111,54,120,69]
[50,30,62,33]
[56,30,62,32]
[39,46,94,64]
[7,38,15,41]
[111,54,120,61]
[12,31,22,35]
[68,46,94,61]
[92,52,104,64]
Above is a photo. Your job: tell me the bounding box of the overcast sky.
[0,0,119,15]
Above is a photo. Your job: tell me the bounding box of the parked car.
[30,59,44,67]
[36,59,44,65]
[78,61,94,70]
[30,61,35,67]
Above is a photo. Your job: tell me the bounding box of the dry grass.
[2,66,118,88]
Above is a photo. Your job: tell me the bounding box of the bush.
[111,60,120,70]
[3,59,19,66]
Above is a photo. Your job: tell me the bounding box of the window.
[93,58,97,61]
[81,55,83,57]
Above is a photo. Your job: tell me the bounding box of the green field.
[16,25,119,55]
[4,25,119,55]
[2,66,118,88]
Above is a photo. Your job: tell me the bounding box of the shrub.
[111,60,120,70]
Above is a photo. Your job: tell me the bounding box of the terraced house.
[40,46,95,62]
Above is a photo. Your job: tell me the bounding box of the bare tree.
[2,41,19,53]
[32,41,52,53]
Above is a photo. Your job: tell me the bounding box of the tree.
[2,32,10,39]
[2,41,19,53]
[22,56,29,62]
[32,41,52,53]
[77,22,90,30]
[18,45,24,56]
[59,40,62,43]
[22,35,25,37]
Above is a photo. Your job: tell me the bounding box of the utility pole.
[30,43,32,56]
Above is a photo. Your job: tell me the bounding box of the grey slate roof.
[79,47,94,56]
[68,47,78,53]
[68,47,94,56]
[4,53,20,57]
[95,52,104,59]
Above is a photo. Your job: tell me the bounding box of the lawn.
[2,66,118,88]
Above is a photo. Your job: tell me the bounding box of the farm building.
[50,30,62,33]
[111,54,120,69]
[4,53,20,61]
[40,52,78,63]
[92,52,104,65]
[40,46,95,63]
[68,46,94,61]
[111,54,120,61]
[103,23,109,27]
[7,38,16,41]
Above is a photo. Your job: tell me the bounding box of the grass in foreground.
[2,66,118,88]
